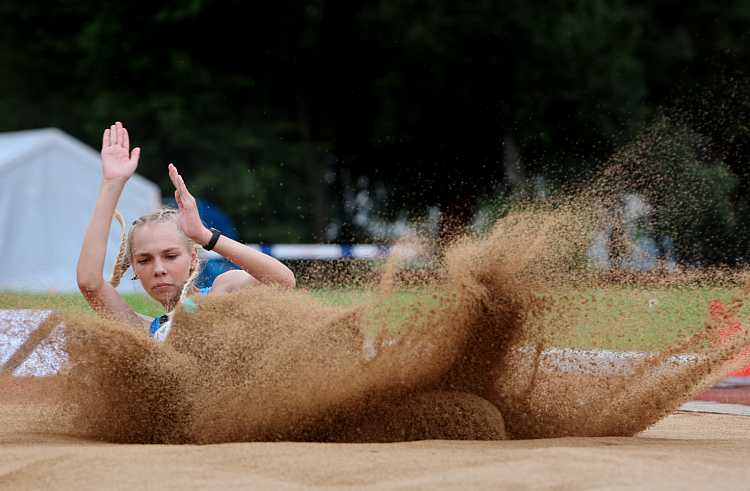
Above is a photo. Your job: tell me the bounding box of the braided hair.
[108,211,130,287]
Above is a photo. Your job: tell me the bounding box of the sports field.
[2,284,745,350]
[2,281,749,490]
[1,403,749,489]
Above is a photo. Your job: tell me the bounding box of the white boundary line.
[678,400,750,416]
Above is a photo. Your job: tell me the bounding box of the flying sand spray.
[7,85,750,443]
[49,198,750,444]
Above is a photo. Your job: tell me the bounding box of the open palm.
[101,122,140,182]
[169,163,208,243]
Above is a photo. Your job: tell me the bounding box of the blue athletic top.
[149,286,212,337]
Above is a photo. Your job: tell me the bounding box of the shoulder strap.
[149,315,168,337]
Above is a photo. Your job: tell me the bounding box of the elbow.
[280,266,296,289]
[286,272,296,289]
[76,277,100,295]
[280,268,296,289]
[76,265,103,294]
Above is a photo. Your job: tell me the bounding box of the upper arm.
[79,280,150,335]
[209,269,261,295]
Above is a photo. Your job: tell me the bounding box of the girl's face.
[130,222,198,308]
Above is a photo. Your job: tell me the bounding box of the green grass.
[2,285,746,352]
[304,285,749,351]
[306,286,373,308]
[0,291,165,318]
[541,286,746,351]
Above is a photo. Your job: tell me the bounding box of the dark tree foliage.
[1,0,750,262]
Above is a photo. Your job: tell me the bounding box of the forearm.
[205,232,296,288]
[77,179,127,288]
[167,163,295,288]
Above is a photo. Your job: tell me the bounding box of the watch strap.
[204,228,221,251]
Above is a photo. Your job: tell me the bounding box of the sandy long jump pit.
[2,399,750,490]
[3,211,750,489]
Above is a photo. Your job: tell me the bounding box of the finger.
[176,174,196,205]
[168,164,180,189]
[177,174,189,194]
[170,165,190,197]
[122,127,130,151]
[130,147,141,165]
[169,165,190,206]
[115,122,123,146]
[110,124,117,146]
[175,190,186,214]
[102,129,110,148]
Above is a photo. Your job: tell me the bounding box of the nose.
[153,259,167,276]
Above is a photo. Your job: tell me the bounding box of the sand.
[4,206,750,451]
[5,110,750,486]
[1,403,748,490]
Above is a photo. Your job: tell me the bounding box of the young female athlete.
[77,122,295,341]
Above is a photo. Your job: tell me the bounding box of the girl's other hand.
[101,122,140,183]
[168,163,212,245]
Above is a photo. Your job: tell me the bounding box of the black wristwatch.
[204,228,221,251]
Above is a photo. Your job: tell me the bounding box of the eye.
[138,258,150,265]
[166,254,178,260]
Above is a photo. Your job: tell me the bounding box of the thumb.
[131,147,141,165]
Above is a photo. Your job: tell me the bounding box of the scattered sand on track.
[3,96,750,446]
[2,404,749,490]
[14,206,744,444]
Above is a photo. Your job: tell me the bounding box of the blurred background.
[3,0,750,267]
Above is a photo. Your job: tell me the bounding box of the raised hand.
[101,122,140,183]
[168,163,212,245]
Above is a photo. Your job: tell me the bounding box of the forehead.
[130,222,189,254]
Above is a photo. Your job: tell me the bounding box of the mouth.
[154,283,173,292]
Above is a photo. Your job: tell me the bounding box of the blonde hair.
[109,208,203,311]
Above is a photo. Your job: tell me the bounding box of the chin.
[150,290,179,306]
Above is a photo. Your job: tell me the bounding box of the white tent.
[0,128,160,292]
